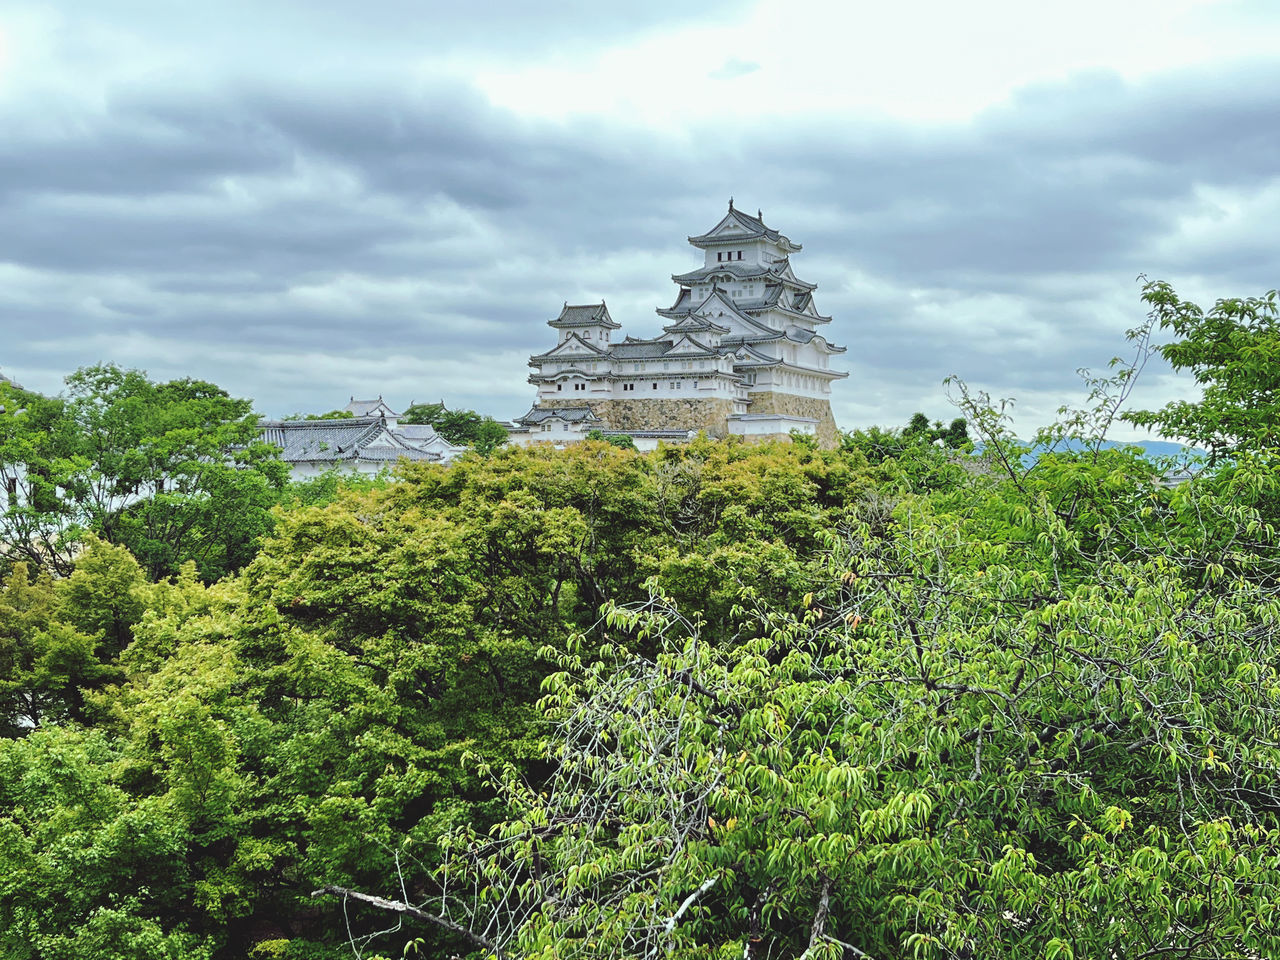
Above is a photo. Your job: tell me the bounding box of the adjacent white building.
[260,398,467,479]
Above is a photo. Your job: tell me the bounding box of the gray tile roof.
[688,204,796,247]
[664,334,718,356]
[259,417,439,464]
[670,264,815,291]
[528,364,597,378]
[395,423,441,440]
[607,429,695,438]
[677,293,782,337]
[722,341,782,365]
[550,302,621,329]
[344,396,400,418]
[394,423,468,457]
[516,406,603,425]
[663,315,730,334]
[356,446,439,462]
[611,339,673,359]
[672,263,763,282]
[530,334,612,360]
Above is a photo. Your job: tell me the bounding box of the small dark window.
[737,251,744,261]
[652,383,658,390]
[556,384,562,391]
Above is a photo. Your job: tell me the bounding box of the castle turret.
[548,302,620,346]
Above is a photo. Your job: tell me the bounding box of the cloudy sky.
[2,0,1277,436]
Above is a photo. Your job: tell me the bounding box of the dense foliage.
[402,402,509,454]
[2,284,1279,959]
[0,365,289,580]
[1125,281,1280,462]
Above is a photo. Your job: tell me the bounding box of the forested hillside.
[3,283,1280,959]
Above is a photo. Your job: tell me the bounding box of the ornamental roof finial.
[728,196,734,210]
[758,208,763,220]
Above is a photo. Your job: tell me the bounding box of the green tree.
[400,402,508,454]
[400,402,446,426]
[905,410,932,436]
[0,726,219,960]
[435,409,509,454]
[0,365,289,579]
[320,450,1280,960]
[0,385,81,570]
[586,429,637,451]
[1125,280,1280,462]
[308,343,1280,959]
[0,538,150,735]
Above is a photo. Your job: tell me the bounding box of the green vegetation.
[0,364,290,581]
[2,283,1279,959]
[1124,280,1280,462]
[586,429,638,450]
[402,402,509,454]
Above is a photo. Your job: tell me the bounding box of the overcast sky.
[2,0,1277,437]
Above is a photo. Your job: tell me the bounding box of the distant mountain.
[1028,438,1204,460]
[970,438,1206,470]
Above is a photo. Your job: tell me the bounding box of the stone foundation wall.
[534,392,838,446]
[535,397,735,436]
[597,397,736,436]
[746,392,840,448]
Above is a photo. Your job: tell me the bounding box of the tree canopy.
[4,284,1280,960]
[1125,280,1280,462]
[402,402,509,454]
[0,365,289,580]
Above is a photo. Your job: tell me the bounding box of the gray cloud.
[2,45,1277,432]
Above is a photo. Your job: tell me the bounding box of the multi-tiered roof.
[656,201,845,368]
[521,203,847,436]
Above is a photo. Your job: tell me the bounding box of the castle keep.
[512,204,847,447]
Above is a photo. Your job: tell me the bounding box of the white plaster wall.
[287,460,390,481]
[728,417,817,438]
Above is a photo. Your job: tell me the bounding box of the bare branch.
[310,885,506,960]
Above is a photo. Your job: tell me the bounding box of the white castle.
[510,202,847,449]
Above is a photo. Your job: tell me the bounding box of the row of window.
[547,359,723,375]
[567,381,707,393]
[717,250,745,262]
[694,283,756,298]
